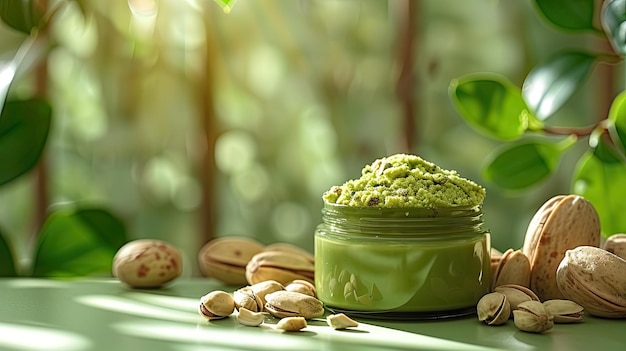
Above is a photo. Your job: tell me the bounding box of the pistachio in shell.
[198,237,265,285]
[264,290,324,319]
[245,250,314,286]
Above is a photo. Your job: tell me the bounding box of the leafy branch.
[449,0,626,237]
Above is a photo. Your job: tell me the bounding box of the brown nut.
[490,249,531,290]
[522,195,601,300]
[245,250,314,285]
[556,246,626,318]
[604,234,626,260]
[112,239,182,288]
[198,237,265,285]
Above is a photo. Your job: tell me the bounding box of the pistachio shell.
[198,290,235,320]
[245,251,315,285]
[233,287,262,312]
[556,246,626,318]
[513,300,554,333]
[198,237,265,285]
[285,279,317,297]
[263,243,315,263]
[327,313,358,329]
[249,280,285,311]
[523,195,601,301]
[476,292,510,326]
[491,249,531,290]
[494,284,539,311]
[264,290,324,319]
[543,299,584,323]
[604,234,626,260]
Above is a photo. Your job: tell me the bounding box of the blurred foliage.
[449,0,626,237]
[1,0,611,276]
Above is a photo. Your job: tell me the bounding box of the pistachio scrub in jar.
[315,154,490,318]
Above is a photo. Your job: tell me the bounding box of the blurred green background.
[0,0,611,276]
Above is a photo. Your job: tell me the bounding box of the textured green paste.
[323,154,486,208]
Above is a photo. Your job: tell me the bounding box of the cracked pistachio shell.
[237,308,265,326]
[234,287,262,312]
[198,290,235,320]
[275,316,307,332]
[264,291,324,319]
[494,284,539,311]
[198,237,265,285]
[245,251,315,285]
[285,279,317,297]
[250,280,285,310]
[327,313,358,329]
[491,249,531,290]
[522,195,601,301]
[513,301,554,333]
[543,299,584,323]
[477,292,510,326]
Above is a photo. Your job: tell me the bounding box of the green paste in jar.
[322,154,486,209]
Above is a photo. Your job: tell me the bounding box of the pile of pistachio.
[482,194,626,333]
[198,279,357,332]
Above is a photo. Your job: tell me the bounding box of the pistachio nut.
[542,299,584,323]
[490,249,531,290]
[246,250,315,286]
[233,287,262,312]
[285,279,317,297]
[112,239,183,289]
[236,307,265,327]
[198,290,235,320]
[604,233,626,260]
[494,284,539,311]
[198,237,265,285]
[263,243,315,264]
[522,195,601,301]
[264,290,324,319]
[327,313,358,329]
[513,300,554,333]
[556,246,626,318]
[275,316,307,332]
[476,292,510,326]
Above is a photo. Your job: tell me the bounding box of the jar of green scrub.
[315,154,491,318]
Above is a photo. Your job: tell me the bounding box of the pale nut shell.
[285,279,317,297]
[513,300,554,333]
[236,308,265,326]
[198,290,235,320]
[233,287,262,312]
[543,299,584,323]
[198,237,265,285]
[275,316,307,332]
[112,239,182,288]
[604,234,626,260]
[263,243,315,264]
[249,280,285,310]
[491,249,531,290]
[522,195,601,301]
[264,290,324,319]
[246,251,315,285]
[327,313,358,329]
[556,246,626,318]
[476,292,510,326]
[494,284,539,311]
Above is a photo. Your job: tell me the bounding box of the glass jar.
[314,202,490,319]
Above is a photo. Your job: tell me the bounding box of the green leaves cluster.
[449,0,626,237]
[0,0,128,277]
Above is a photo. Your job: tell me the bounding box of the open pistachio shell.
[264,290,324,319]
[543,299,584,323]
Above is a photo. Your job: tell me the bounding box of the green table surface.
[0,278,624,351]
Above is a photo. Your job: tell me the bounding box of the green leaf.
[483,140,567,190]
[0,229,17,276]
[0,0,45,33]
[212,0,237,13]
[534,0,599,32]
[608,90,626,154]
[449,73,538,141]
[603,0,626,56]
[31,207,128,277]
[573,138,626,237]
[0,98,51,185]
[522,51,597,120]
